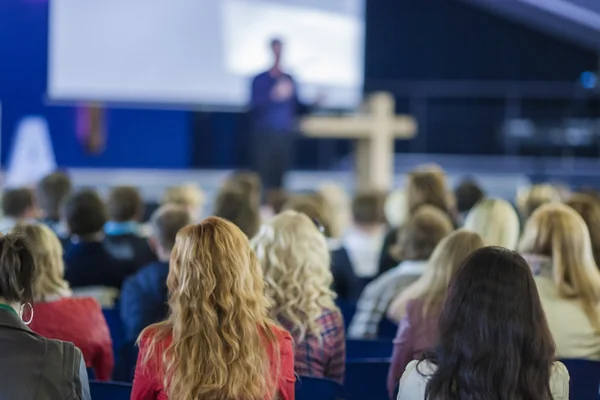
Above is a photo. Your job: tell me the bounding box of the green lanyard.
[0,303,18,318]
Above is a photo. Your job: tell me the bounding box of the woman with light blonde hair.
[387,230,485,322]
[161,184,204,221]
[519,203,600,360]
[516,183,560,221]
[463,198,520,250]
[386,230,485,397]
[12,223,114,381]
[318,182,352,238]
[252,210,345,383]
[131,217,294,400]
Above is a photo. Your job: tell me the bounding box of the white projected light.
[48,0,365,109]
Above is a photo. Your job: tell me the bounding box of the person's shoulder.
[551,361,570,380]
[405,298,426,318]
[130,262,169,285]
[268,323,292,341]
[398,360,435,398]
[138,325,172,351]
[550,361,570,399]
[54,296,102,313]
[253,71,271,81]
[40,334,83,361]
[363,267,401,294]
[319,306,344,323]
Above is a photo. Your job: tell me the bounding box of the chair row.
[90,358,600,400]
[90,359,390,400]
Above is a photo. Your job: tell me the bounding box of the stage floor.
[66,153,600,211]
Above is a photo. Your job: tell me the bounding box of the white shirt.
[536,274,600,360]
[342,226,386,278]
[397,360,570,400]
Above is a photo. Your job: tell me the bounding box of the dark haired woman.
[397,246,569,400]
[0,234,90,399]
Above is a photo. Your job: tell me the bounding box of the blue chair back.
[102,307,125,356]
[296,376,346,400]
[378,318,398,339]
[89,381,132,400]
[345,359,390,400]
[336,300,356,330]
[560,358,600,400]
[112,340,139,382]
[346,339,392,360]
[86,367,95,380]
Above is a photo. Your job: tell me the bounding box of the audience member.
[252,211,345,383]
[519,203,600,360]
[120,205,192,342]
[213,187,261,238]
[453,178,484,222]
[379,168,454,274]
[223,170,262,206]
[0,188,37,232]
[0,234,90,399]
[265,188,290,215]
[406,168,451,216]
[349,206,453,339]
[36,171,72,239]
[384,190,407,228]
[386,230,484,397]
[161,184,204,221]
[463,198,520,249]
[14,223,113,381]
[332,190,387,300]
[517,183,560,221]
[397,247,569,399]
[566,193,600,268]
[284,194,333,240]
[318,182,352,239]
[131,218,294,400]
[104,186,155,267]
[63,190,136,293]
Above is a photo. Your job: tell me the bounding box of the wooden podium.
[300,92,417,191]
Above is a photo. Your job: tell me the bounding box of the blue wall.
[0,1,597,169]
[0,1,190,169]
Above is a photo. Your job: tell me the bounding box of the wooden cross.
[300,92,417,190]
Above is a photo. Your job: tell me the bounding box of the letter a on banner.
[5,116,57,188]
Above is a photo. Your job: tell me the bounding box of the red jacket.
[131,324,295,400]
[29,297,114,381]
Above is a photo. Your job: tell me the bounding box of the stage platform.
[65,154,600,212]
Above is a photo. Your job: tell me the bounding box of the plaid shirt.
[279,307,346,383]
[347,260,427,339]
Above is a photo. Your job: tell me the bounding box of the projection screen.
[48,0,366,110]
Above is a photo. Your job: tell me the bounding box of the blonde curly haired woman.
[13,223,113,381]
[519,203,600,360]
[252,210,346,383]
[385,230,484,398]
[131,217,294,400]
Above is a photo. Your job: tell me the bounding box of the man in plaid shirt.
[348,207,453,339]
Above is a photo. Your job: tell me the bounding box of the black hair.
[2,188,35,218]
[454,179,484,214]
[63,190,108,237]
